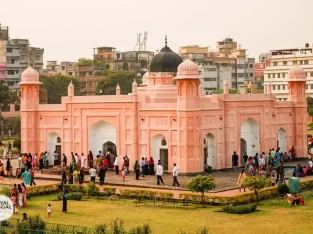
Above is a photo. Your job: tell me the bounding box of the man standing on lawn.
[156,162,164,185]
[172,163,180,186]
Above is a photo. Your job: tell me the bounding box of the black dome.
[149,38,183,73]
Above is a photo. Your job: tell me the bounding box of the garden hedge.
[119,189,173,200]
[222,203,257,214]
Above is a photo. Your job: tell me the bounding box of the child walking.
[47,204,52,216]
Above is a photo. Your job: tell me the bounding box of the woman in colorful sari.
[17,184,23,207]
[21,183,27,207]
[32,153,37,170]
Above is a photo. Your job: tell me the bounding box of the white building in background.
[199,63,232,94]
[264,44,313,101]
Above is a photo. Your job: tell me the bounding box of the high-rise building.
[264,44,313,101]
[0,22,44,87]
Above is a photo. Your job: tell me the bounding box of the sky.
[1,0,313,63]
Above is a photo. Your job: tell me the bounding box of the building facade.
[19,41,307,173]
[264,45,313,101]
[43,61,76,76]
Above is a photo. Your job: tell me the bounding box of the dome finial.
[165,35,167,47]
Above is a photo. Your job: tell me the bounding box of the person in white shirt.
[308,159,313,168]
[18,155,23,169]
[310,147,313,160]
[89,167,97,182]
[156,162,164,185]
[172,163,180,186]
[81,153,86,169]
[114,156,119,175]
[258,155,265,171]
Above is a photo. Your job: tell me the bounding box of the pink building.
[19,41,308,173]
[0,62,6,79]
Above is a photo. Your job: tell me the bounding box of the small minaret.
[288,65,307,158]
[116,84,121,95]
[18,66,42,153]
[68,81,74,97]
[132,78,138,93]
[174,59,202,173]
[223,80,229,94]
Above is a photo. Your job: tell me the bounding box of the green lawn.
[11,194,313,234]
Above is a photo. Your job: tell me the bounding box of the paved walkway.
[1,159,312,199]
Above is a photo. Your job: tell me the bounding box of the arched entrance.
[240,118,259,157]
[277,128,287,153]
[240,138,247,165]
[47,132,61,165]
[204,133,216,169]
[151,134,168,171]
[89,121,116,157]
[102,141,116,155]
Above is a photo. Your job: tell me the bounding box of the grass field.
[11,194,313,234]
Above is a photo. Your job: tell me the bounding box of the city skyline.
[1,0,313,63]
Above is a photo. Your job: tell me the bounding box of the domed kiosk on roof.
[288,65,307,82]
[19,66,42,85]
[149,36,183,73]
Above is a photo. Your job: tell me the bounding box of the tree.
[212,89,239,94]
[96,71,141,95]
[242,176,271,204]
[40,75,79,104]
[13,138,21,151]
[187,175,216,204]
[0,80,18,108]
[307,96,313,116]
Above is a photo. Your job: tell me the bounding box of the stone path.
[1,159,311,199]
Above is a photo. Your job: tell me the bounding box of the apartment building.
[43,61,76,76]
[264,44,313,101]
[93,46,154,73]
[5,43,20,86]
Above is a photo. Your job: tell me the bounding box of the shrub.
[196,227,209,234]
[110,218,125,234]
[13,138,21,151]
[84,182,100,196]
[27,184,58,197]
[242,176,271,204]
[277,183,289,195]
[158,192,174,200]
[222,203,257,214]
[119,189,157,200]
[179,186,278,205]
[93,188,116,197]
[63,184,85,194]
[0,186,11,197]
[94,224,107,234]
[128,224,153,234]
[17,215,46,233]
[187,175,216,204]
[57,192,83,201]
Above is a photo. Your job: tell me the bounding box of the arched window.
[161,137,167,146]
[56,137,61,143]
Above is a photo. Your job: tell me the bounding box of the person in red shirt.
[102,158,109,170]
